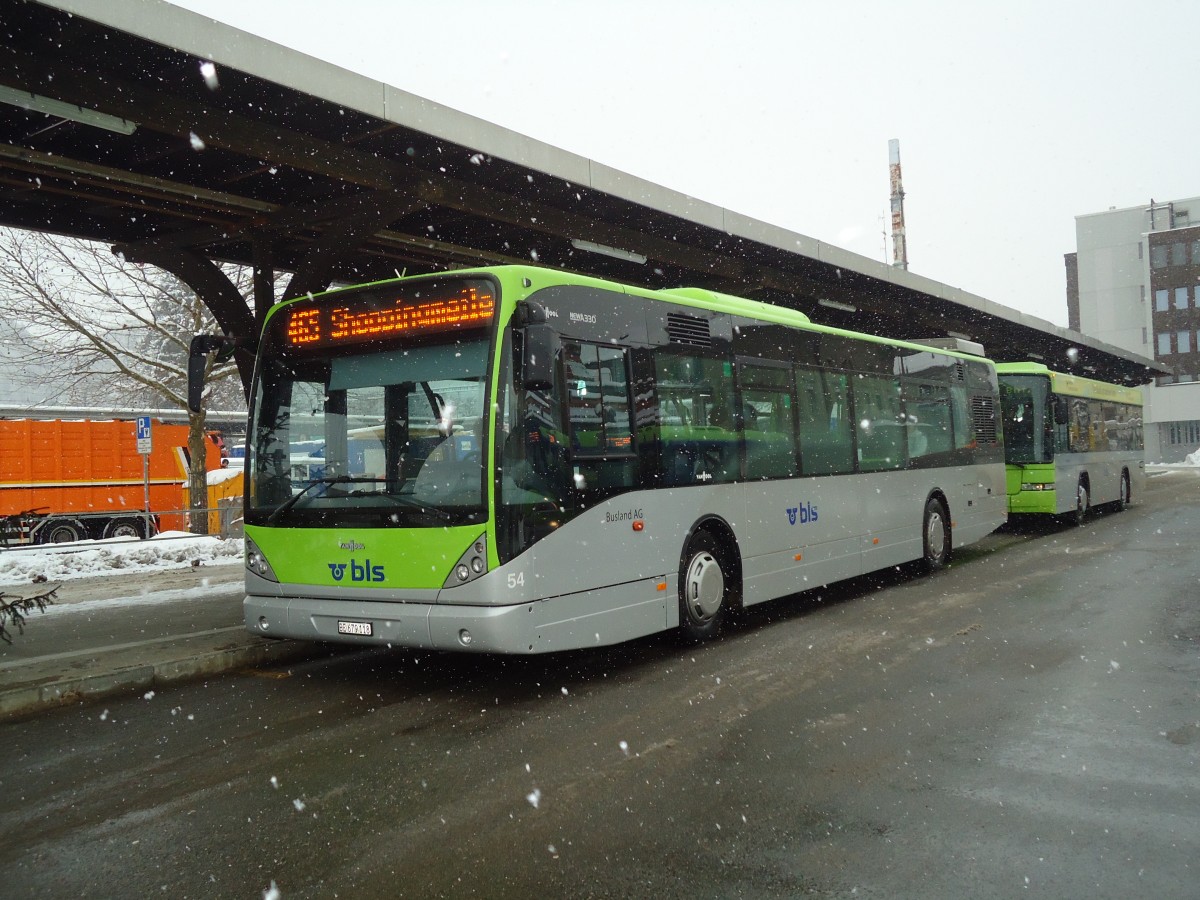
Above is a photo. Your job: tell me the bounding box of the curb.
[0,637,318,721]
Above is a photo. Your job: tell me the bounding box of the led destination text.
[284,286,495,348]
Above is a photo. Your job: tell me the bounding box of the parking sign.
[136,415,152,454]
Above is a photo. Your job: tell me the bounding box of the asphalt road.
[1,471,1197,899]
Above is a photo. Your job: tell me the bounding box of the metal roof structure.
[1,0,1165,390]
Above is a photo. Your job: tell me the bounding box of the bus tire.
[1071,480,1089,527]
[103,517,145,540]
[1117,470,1131,510]
[921,497,951,572]
[678,530,730,643]
[37,518,85,544]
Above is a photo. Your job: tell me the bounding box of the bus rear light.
[632,520,644,532]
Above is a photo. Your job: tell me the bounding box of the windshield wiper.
[342,480,460,523]
[269,475,464,524]
[266,475,359,525]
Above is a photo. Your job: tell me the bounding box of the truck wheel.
[38,518,85,544]
[103,517,145,540]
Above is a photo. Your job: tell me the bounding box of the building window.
[1176,287,1189,310]
[1172,242,1189,266]
[1180,331,1192,354]
[1157,332,1172,355]
[1193,239,1200,264]
[1151,245,1169,269]
[1168,421,1200,445]
[1156,288,1170,311]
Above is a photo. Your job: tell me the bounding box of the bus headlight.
[1020,483,1052,491]
[245,536,279,582]
[444,534,489,588]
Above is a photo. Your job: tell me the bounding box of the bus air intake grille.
[666,314,711,346]
[971,396,998,444]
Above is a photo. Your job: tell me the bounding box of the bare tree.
[0,227,250,532]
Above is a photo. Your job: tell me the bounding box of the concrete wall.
[1075,206,1150,357]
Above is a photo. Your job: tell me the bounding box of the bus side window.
[739,361,797,480]
[565,342,636,492]
[854,373,905,471]
[653,351,738,485]
[795,367,854,476]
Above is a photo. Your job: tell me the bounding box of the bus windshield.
[246,337,491,528]
[999,374,1052,464]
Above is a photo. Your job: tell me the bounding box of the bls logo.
[328,559,386,582]
[786,502,819,525]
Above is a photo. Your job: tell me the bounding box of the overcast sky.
[170,0,1200,329]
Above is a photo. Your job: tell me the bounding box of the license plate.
[337,620,373,636]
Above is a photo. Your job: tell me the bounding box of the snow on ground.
[0,532,243,587]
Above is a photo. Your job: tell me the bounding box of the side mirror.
[522,323,559,391]
[188,334,236,413]
[1053,395,1069,425]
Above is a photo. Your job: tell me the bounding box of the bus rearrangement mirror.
[516,302,559,391]
[187,334,236,413]
[522,323,559,390]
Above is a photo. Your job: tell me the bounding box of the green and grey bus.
[196,266,1008,653]
[997,362,1144,524]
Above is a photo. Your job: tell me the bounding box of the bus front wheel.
[1071,481,1089,527]
[922,497,951,572]
[678,531,729,643]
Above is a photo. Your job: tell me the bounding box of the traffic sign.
[136,415,152,454]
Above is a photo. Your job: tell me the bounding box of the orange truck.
[0,418,224,544]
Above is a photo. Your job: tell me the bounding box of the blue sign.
[136,415,152,454]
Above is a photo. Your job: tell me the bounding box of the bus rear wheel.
[1117,471,1131,510]
[678,531,729,643]
[922,497,951,572]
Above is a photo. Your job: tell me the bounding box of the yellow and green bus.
[997,362,1144,524]
[194,265,1008,653]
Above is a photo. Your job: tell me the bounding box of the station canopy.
[0,0,1164,387]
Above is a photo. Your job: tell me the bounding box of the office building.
[1067,196,1200,461]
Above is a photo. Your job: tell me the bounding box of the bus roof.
[293,265,997,367]
[995,361,1143,406]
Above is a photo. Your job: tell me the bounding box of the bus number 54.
[507,572,525,589]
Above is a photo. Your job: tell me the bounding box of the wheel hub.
[926,512,946,559]
[685,552,724,621]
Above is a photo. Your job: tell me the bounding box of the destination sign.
[282,282,496,349]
